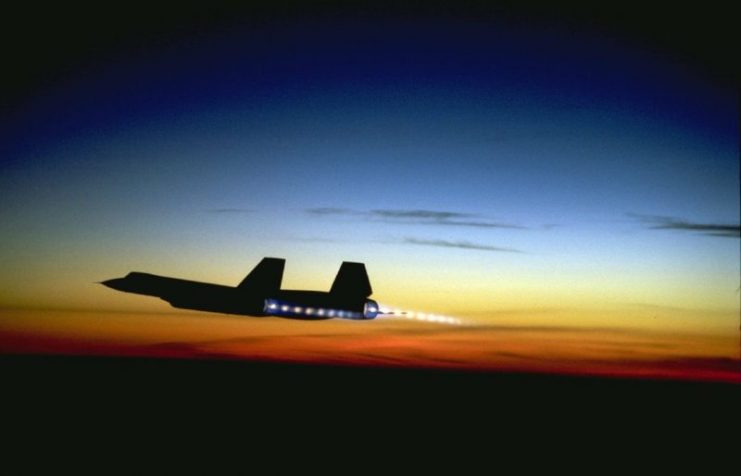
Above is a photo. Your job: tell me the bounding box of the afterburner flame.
[377,305,466,326]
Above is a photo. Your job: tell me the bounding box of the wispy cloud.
[306,207,526,229]
[305,207,360,216]
[207,208,253,214]
[630,213,740,238]
[425,220,526,229]
[403,237,523,253]
[371,209,472,220]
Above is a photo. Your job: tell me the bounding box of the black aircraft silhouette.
[101,258,379,320]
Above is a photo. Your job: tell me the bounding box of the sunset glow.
[2,3,738,383]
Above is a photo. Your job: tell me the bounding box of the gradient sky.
[1,4,738,378]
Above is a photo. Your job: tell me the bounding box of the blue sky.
[1,14,738,327]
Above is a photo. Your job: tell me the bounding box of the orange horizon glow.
[1,308,738,384]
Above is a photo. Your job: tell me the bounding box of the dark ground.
[3,354,738,423]
[2,354,739,464]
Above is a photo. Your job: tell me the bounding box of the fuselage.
[102,272,378,320]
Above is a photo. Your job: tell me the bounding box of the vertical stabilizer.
[330,262,372,298]
[238,257,285,294]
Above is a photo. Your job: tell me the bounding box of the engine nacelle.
[263,298,378,320]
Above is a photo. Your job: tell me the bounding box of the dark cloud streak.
[423,220,526,229]
[371,209,472,220]
[630,213,740,238]
[403,237,523,253]
[306,207,526,229]
[305,207,359,216]
[207,208,253,213]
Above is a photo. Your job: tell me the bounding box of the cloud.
[630,213,740,238]
[134,330,741,382]
[305,207,359,216]
[403,237,523,253]
[371,209,472,220]
[306,207,526,229]
[207,208,253,213]
[301,209,529,251]
[425,220,526,229]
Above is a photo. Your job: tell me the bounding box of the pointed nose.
[100,278,126,290]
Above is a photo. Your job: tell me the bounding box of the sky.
[1,3,738,381]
